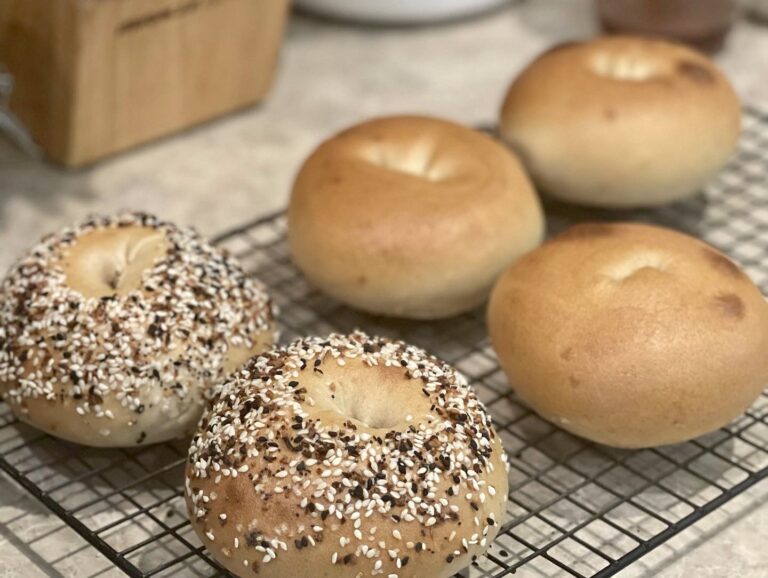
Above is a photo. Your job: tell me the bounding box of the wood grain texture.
[0,0,290,166]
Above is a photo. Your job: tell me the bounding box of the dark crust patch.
[677,61,716,85]
[713,293,745,319]
[560,347,575,361]
[551,223,616,242]
[704,249,744,279]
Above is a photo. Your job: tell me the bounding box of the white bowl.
[295,0,510,23]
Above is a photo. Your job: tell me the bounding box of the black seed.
[351,485,365,500]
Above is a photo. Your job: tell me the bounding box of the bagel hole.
[361,142,451,182]
[62,227,168,298]
[345,397,403,429]
[308,364,432,431]
[329,379,414,429]
[589,52,662,82]
[102,262,123,291]
[604,252,670,282]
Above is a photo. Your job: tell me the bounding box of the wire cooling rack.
[1,108,768,578]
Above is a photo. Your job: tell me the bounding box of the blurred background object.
[595,0,737,52]
[295,0,510,23]
[743,0,768,21]
[0,65,41,158]
[0,0,290,167]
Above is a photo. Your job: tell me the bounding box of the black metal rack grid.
[1,107,767,578]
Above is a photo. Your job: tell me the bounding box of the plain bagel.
[288,115,544,319]
[0,213,276,447]
[487,222,768,448]
[186,331,509,578]
[500,36,741,207]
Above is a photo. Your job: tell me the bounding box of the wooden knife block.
[0,0,290,166]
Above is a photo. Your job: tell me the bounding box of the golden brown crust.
[500,36,741,207]
[288,115,544,319]
[185,332,509,577]
[487,222,768,448]
[0,213,276,447]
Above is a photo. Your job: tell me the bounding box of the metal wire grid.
[1,107,767,578]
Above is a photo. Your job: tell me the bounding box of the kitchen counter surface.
[1,1,767,576]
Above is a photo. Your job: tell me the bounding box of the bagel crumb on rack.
[0,212,276,447]
[185,331,509,578]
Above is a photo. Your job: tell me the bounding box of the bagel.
[185,331,509,577]
[288,115,544,319]
[488,222,768,448]
[0,213,276,447]
[500,36,741,207]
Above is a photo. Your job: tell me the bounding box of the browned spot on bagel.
[704,249,743,279]
[569,375,580,388]
[560,347,574,361]
[603,107,616,121]
[357,275,367,286]
[713,292,745,319]
[552,223,616,242]
[671,401,686,426]
[677,61,715,85]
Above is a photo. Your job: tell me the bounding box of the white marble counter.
[1,1,767,576]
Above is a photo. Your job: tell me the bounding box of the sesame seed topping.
[186,331,505,574]
[0,213,274,443]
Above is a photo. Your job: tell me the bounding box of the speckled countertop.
[1,1,767,576]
